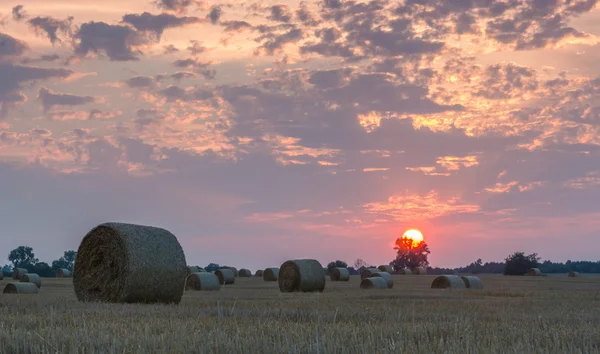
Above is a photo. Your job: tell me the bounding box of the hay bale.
[224,266,238,277]
[186,266,200,275]
[378,265,393,273]
[526,268,542,276]
[12,267,28,280]
[568,271,580,277]
[431,275,466,289]
[3,282,39,294]
[197,267,206,272]
[215,268,235,285]
[0,272,3,281]
[73,222,187,304]
[413,267,427,275]
[360,267,380,280]
[360,277,388,289]
[20,273,41,288]
[329,267,350,281]
[255,269,264,277]
[186,272,220,291]
[56,268,72,278]
[461,276,483,289]
[278,259,326,292]
[263,267,279,281]
[398,268,412,275]
[370,271,393,288]
[238,268,252,277]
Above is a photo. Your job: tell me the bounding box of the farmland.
[1,274,599,353]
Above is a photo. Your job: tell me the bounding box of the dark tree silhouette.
[390,236,431,271]
[504,251,540,275]
[204,263,220,272]
[52,250,77,271]
[326,260,348,270]
[8,246,38,268]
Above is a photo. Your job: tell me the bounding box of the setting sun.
[403,229,424,247]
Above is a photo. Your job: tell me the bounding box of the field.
[1,274,599,353]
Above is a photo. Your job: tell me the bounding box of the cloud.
[0,32,27,59]
[121,12,203,40]
[27,16,73,44]
[154,0,201,14]
[38,87,95,113]
[207,6,222,24]
[11,5,27,22]
[72,21,151,61]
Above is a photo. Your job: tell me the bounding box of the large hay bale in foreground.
[370,271,393,288]
[56,268,72,278]
[526,268,542,276]
[431,275,466,289]
[461,276,483,289]
[20,273,41,288]
[12,268,27,280]
[215,268,235,285]
[378,265,393,273]
[360,268,380,280]
[263,267,279,281]
[73,222,187,304]
[413,267,427,275]
[329,267,350,281]
[279,259,326,293]
[224,266,238,277]
[0,272,3,280]
[360,277,388,289]
[568,271,580,277]
[255,269,264,277]
[238,268,252,277]
[186,272,220,291]
[3,282,39,294]
[398,268,412,275]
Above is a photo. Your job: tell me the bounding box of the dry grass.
[0,274,599,353]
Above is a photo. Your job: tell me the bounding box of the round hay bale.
[398,268,412,275]
[431,275,466,289]
[278,259,326,293]
[215,268,235,285]
[329,267,350,281]
[255,269,264,277]
[526,268,542,276]
[461,276,483,289]
[568,271,580,277]
[56,268,72,278]
[186,272,220,291]
[238,268,252,277]
[3,282,39,294]
[20,273,41,288]
[73,222,187,304]
[0,272,3,281]
[224,266,238,277]
[186,266,200,275]
[360,277,388,289]
[197,267,206,272]
[369,271,393,288]
[12,267,28,280]
[360,267,380,280]
[413,267,427,275]
[263,267,279,281]
[378,265,393,273]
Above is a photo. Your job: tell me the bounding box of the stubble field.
[1,274,599,353]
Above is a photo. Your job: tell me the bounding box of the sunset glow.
[402,229,424,248]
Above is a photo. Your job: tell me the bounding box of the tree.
[467,258,484,274]
[8,246,39,268]
[33,262,52,277]
[204,263,220,272]
[390,236,431,271]
[51,250,78,271]
[504,251,540,275]
[327,260,348,271]
[353,258,368,269]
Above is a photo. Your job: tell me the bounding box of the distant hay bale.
[186,272,220,291]
[73,222,187,304]
[568,271,580,277]
[255,269,264,277]
[3,282,39,294]
[197,267,206,272]
[186,266,200,275]
[56,268,72,278]
[360,267,380,280]
[431,275,467,289]
[238,268,252,277]
[215,268,235,285]
[398,268,412,275]
[263,267,279,281]
[378,265,393,273]
[330,267,350,281]
[20,273,42,288]
[461,276,483,289]
[526,268,542,276]
[360,277,388,289]
[224,266,238,277]
[12,268,28,280]
[370,271,393,288]
[413,267,427,275]
[278,259,326,292]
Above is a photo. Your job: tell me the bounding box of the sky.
[1,0,600,270]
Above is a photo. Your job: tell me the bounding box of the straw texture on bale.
[413,267,427,275]
[278,259,326,293]
[12,267,28,280]
[360,277,388,289]
[255,269,264,277]
[378,265,394,273]
[398,268,412,275]
[0,272,3,281]
[215,268,235,285]
[73,222,187,304]
[186,266,200,275]
[431,275,467,289]
[186,272,220,291]
[20,273,42,288]
[56,268,72,278]
[360,268,380,280]
[3,282,39,294]
[329,267,350,281]
[263,267,279,281]
[568,271,580,277]
[461,276,483,289]
[526,268,542,276]
[238,268,252,277]
[224,266,238,277]
[370,271,393,288]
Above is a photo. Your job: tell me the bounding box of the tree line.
[3,246,76,277]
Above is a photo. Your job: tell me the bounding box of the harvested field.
[0,274,599,352]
